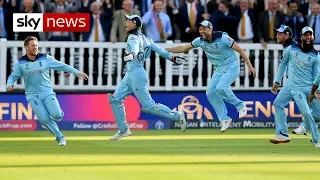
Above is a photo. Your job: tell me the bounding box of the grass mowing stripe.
[0,134,310,141]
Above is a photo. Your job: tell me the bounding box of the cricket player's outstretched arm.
[230,40,256,77]
[165,37,199,53]
[6,61,22,91]
[222,33,256,77]
[47,55,88,80]
[150,38,185,65]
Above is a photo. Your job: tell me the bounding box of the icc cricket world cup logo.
[173,95,213,120]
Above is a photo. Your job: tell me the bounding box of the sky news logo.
[13,13,90,32]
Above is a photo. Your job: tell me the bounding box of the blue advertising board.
[0,92,304,130]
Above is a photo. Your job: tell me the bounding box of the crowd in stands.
[0,0,319,86]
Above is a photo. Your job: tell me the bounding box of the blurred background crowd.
[0,0,319,86]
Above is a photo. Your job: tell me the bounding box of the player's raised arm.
[229,36,256,78]
[46,55,88,80]
[165,37,199,53]
[6,61,22,91]
[149,38,186,65]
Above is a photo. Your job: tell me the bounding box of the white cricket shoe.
[221,119,232,133]
[239,106,247,119]
[110,129,131,140]
[269,134,291,144]
[311,139,320,148]
[58,137,67,146]
[179,110,187,132]
[292,124,307,135]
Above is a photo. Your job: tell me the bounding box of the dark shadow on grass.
[1,161,320,168]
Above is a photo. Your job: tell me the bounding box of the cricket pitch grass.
[0,129,319,180]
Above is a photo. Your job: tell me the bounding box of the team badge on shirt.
[25,64,29,70]
[39,62,42,67]
[308,57,312,62]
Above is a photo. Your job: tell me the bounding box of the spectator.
[142,0,172,86]
[178,0,204,42]
[278,0,289,15]
[110,0,140,43]
[209,0,238,40]
[307,2,320,44]
[166,0,181,41]
[257,0,284,86]
[81,1,113,85]
[299,0,319,16]
[284,1,307,42]
[235,0,256,86]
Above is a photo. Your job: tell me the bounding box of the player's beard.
[301,40,314,52]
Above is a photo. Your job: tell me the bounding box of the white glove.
[171,56,186,65]
[124,53,134,62]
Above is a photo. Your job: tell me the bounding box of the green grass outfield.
[0,129,319,180]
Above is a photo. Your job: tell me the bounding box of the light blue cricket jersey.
[125,31,173,72]
[6,54,80,96]
[275,44,320,89]
[191,31,237,72]
[314,72,320,86]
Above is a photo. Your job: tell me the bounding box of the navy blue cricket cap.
[125,14,143,28]
[197,20,213,29]
[274,24,293,37]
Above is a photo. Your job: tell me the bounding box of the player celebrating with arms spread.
[6,36,88,146]
[166,20,256,132]
[108,15,187,140]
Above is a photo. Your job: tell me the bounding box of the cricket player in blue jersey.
[166,20,256,133]
[108,15,187,140]
[6,36,88,146]
[272,25,320,136]
[270,27,320,147]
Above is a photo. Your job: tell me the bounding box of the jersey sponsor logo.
[28,69,44,76]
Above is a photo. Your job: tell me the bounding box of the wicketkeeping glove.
[171,56,186,65]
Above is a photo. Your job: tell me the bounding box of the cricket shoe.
[110,129,131,140]
[239,106,247,119]
[269,134,291,144]
[310,139,320,148]
[179,110,187,132]
[221,119,232,133]
[292,124,307,135]
[58,137,67,146]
